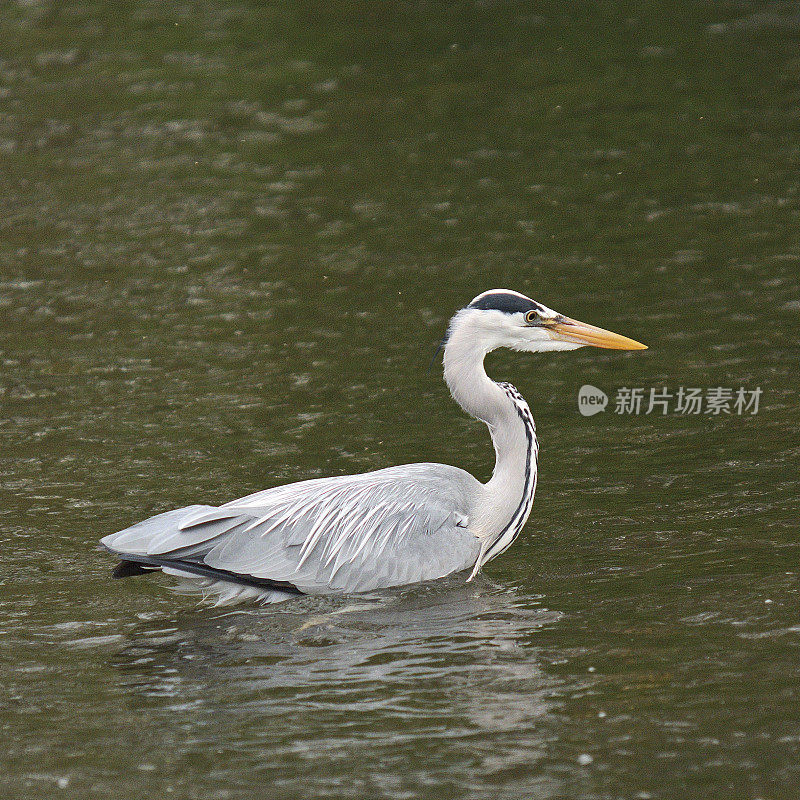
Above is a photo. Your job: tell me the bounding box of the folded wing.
[101,465,481,594]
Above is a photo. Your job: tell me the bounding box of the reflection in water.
[114,579,560,711]
[108,580,568,797]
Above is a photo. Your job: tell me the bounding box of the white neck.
[442,316,539,556]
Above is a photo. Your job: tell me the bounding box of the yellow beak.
[548,316,648,350]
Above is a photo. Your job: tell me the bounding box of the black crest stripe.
[468,292,542,315]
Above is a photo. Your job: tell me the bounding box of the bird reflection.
[110,577,563,736]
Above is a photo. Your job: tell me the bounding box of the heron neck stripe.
[484,384,538,562]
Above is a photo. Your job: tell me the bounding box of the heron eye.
[524,310,539,325]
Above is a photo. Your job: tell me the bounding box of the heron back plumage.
[101,464,483,602]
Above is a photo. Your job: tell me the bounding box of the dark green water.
[1,1,799,798]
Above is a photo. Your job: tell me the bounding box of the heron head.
[452,289,647,354]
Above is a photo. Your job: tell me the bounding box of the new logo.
[577,384,608,416]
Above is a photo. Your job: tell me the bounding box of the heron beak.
[547,316,647,350]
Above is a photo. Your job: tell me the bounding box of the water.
[1,1,799,797]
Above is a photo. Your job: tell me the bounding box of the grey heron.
[101,289,646,605]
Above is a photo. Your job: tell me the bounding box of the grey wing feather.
[101,465,482,594]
